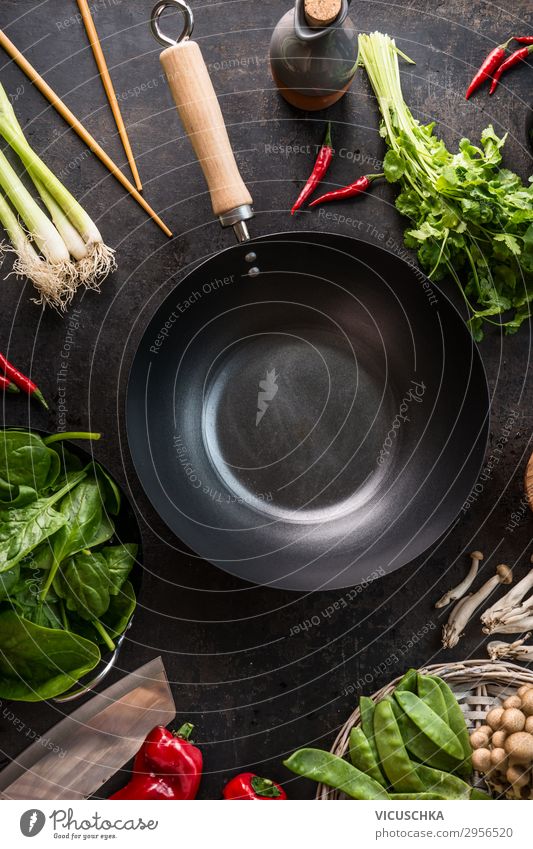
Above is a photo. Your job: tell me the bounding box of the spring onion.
[0,83,115,308]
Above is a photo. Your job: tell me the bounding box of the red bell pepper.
[110,723,202,800]
[223,772,287,800]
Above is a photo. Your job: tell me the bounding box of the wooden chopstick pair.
[76,0,142,193]
[0,25,172,237]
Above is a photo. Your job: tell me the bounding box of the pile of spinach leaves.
[0,429,138,701]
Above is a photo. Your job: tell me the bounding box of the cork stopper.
[304,0,341,27]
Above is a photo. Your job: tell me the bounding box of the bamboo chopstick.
[76,0,143,192]
[0,28,172,237]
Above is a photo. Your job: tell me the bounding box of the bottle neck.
[304,0,341,28]
[294,0,349,41]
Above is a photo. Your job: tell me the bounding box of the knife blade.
[0,656,175,800]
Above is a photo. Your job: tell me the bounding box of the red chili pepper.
[291,122,333,214]
[110,723,203,801]
[0,375,20,394]
[0,353,48,409]
[490,44,533,94]
[512,36,533,45]
[223,772,287,800]
[465,39,512,99]
[308,173,384,208]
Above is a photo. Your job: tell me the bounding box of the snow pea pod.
[396,667,417,692]
[417,674,447,717]
[348,727,386,786]
[283,749,389,800]
[389,792,447,800]
[394,690,463,760]
[392,702,461,772]
[426,675,472,776]
[414,764,471,799]
[374,698,423,793]
[359,696,383,774]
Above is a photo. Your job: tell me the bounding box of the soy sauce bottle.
[270,0,358,111]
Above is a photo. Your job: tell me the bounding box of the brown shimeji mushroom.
[482,556,533,634]
[442,564,513,649]
[435,550,483,608]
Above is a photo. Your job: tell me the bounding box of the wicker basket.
[317,659,533,800]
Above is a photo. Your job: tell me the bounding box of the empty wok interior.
[127,234,489,590]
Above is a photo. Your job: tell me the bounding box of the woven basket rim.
[316,658,533,800]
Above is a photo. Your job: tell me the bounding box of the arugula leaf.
[0,610,100,701]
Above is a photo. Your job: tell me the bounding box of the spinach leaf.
[53,479,106,561]
[95,463,122,516]
[0,471,86,574]
[100,580,136,638]
[101,543,138,595]
[56,551,111,621]
[0,479,38,508]
[22,543,54,572]
[40,477,110,600]
[13,575,63,630]
[0,430,60,492]
[57,446,84,474]
[0,564,20,600]
[92,513,115,547]
[0,610,100,701]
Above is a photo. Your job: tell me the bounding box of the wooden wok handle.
[160,40,253,227]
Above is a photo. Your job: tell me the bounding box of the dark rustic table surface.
[0,0,531,799]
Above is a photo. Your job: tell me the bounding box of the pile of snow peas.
[284,670,491,800]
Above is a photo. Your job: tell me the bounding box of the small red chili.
[465,39,512,99]
[223,772,287,800]
[512,36,533,45]
[291,122,333,214]
[308,173,384,208]
[0,353,48,409]
[0,375,19,394]
[490,44,533,93]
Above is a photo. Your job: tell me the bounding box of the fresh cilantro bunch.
[359,32,533,340]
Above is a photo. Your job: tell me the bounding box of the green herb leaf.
[358,32,533,340]
[57,551,111,621]
[101,543,138,595]
[0,609,100,701]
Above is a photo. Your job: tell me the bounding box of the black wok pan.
[126,2,489,591]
